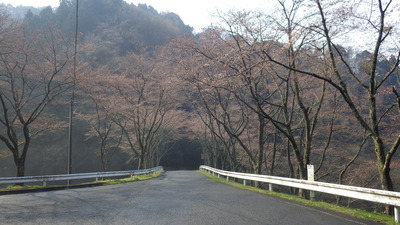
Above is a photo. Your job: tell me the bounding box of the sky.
[0,0,267,32]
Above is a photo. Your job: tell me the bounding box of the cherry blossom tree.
[0,13,74,177]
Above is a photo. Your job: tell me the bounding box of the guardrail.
[0,166,163,187]
[200,165,400,223]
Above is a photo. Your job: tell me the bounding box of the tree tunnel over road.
[159,138,202,170]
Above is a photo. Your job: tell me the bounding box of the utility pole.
[68,0,79,185]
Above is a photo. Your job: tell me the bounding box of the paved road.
[0,171,382,225]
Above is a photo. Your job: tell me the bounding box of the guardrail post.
[96,177,99,182]
[395,207,399,223]
[226,176,229,182]
[243,180,246,186]
[43,181,47,187]
[269,183,273,191]
[218,174,220,178]
[307,165,315,201]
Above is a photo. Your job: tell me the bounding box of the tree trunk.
[14,158,26,186]
[257,114,265,175]
[378,159,394,214]
[16,160,25,177]
[373,137,394,215]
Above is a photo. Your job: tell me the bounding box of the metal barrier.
[0,166,163,187]
[200,165,400,223]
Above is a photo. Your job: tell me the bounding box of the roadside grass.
[0,169,164,192]
[1,184,46,191]
[198,170,396,225]
[98,170,164,185]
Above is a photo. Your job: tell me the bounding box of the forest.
[0,0,399,213]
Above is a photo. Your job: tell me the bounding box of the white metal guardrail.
[0,166,163,187]
[200,165,400,223]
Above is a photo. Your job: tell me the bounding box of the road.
[0,171,382,225]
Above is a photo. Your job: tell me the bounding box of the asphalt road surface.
[0,171,383,225]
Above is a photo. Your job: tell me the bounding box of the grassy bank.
[0,169,164,192]
[199,170,395,225]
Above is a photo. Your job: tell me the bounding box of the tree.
[173,30,260,173]
[81,51,180,170]
[0,13,73,177]
[174,9,336,186]
[76,96,123,172]
[257,0,399,210]
[313,0,400,196]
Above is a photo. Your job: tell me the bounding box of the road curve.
[0,171,382,225]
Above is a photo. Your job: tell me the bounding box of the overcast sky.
[0,0,267,32]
